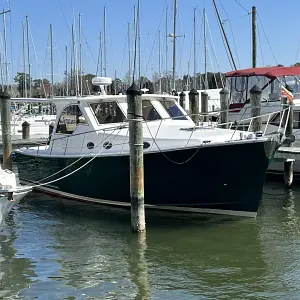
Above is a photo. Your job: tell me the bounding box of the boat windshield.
[160,99,187,120]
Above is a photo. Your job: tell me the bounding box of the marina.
[1,0,300,298]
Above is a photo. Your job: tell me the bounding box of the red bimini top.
[226,66,300,80]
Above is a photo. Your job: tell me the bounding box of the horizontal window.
[90,101,125,124]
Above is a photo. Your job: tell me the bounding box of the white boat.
[224,66,300,176]
[0,168,30,225]
[14,77,284,217]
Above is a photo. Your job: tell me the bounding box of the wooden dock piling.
[0,90,12,170]
[201,91,209,123]
[179,91,185,110]
[250,85,262,132]
[282,91,294,188]
[189,88,199,125]
[219,88,229,128]
[22,121,30,139]
[127,83,145,233]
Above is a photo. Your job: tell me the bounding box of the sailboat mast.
[128,22,131,84]
[172,0,177,91]
[252,6,257,68]
[204,8,208,89]
[71,23,78,95]
[26,16,31,97]
[114,69,117,95]
[165,6,168,92]
[212,0,237,70]
[159,30,161,93]
[22,21,27,98]
[65,46,68,96]
[79,13,83,95]
[137,0,141,86]
[3,9,8,87]
[193,7,196,89]
[50,24,54,98]
[103,6,107,77]
[100,32,103,76]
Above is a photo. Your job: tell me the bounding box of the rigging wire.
[257,12,278,65]
[219,0,240,68]
[212,4,234,71]
[57,0,72,36]
[141,5,165,88]
[206,11,222,78]
[257,22,265,67]
[233,0,249,13]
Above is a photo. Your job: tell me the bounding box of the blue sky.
[3,0,300,83]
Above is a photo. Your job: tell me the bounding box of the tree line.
[12,71,225,98]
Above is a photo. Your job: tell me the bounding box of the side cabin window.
[90,101,125,124]
[56,105,87,134]
[142,100,161,121]
[160,99,187,120]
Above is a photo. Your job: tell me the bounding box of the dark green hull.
[16,140,278,216]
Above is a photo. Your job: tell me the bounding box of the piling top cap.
[250,84,262,94]
[126,83,142,96]
[189,88,199,96]
[22,121,30,126]
[219,88,229,95]
[179,91,185,96]
[0,90,10,99]
[201,91,208,96]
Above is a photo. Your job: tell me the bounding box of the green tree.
[14,72,32,97]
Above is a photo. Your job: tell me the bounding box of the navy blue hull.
[16,140,277,216]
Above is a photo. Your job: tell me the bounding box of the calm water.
[1,182,300,299]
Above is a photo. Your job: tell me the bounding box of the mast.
[26,15,31,97]
[100,32,103,76]
[133,5,136,81]
[50,24,54,98]
[137,0,141,86]
[65,45,68,96]
[172,0,177,91]
[165,6,168,92]
[252,6,257,68]
[103,6,107,77]
[128,22,131,84]
[193,7,196,89]
[159,30,161,93]
[204,8,208,90]
[212,0,237,70]
[79,13,83,95]
[114,69,117,95]
[22,21,27,98]
[71,24,77,95]
[3,9,8,87]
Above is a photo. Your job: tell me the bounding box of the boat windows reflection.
[56,105,87,134]
[142,100,161,121]
[160,99,187,120]
[90,101,126,124]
